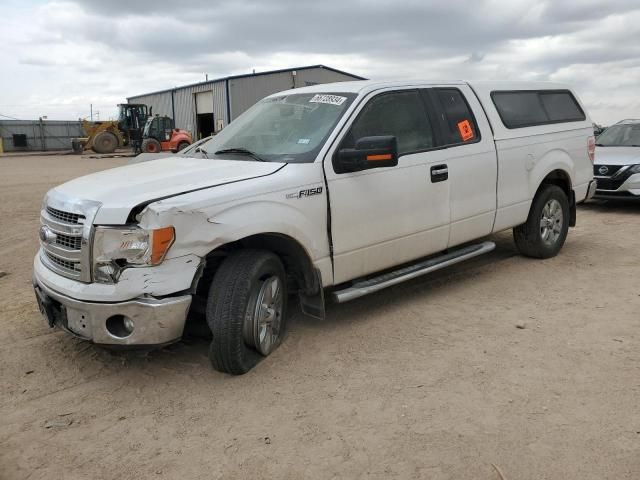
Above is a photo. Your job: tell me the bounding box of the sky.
[1,0,639,125]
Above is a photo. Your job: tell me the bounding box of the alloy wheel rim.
[247,276,283,355]
[540,199,563,246]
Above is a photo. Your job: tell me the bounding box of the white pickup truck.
[34,80,597,374]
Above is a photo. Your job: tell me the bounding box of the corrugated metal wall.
[128,67,360,135]
[127,91,173,119]
[228,67,361,120]
[128,80,227,135]
[0,120,83,151]
[228,71,294,120]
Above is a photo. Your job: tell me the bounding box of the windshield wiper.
[214,147,266,162]
[194,147,209,158]
[595,143,605,147]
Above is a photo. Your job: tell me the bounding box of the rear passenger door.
[426,86,498,247]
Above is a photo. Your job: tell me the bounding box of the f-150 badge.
[286,187,323,199]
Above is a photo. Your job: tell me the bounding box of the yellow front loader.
[72,120,125,154]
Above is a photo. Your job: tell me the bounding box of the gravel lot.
[1,154,639,480]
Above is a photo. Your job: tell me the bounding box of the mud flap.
[298,269,325,320]
[569,189,576,227]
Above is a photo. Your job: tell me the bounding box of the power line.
[0,112,20,120]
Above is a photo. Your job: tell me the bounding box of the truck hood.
[594,146,640,166]
[50,157,284,224]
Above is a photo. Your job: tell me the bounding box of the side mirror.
[335,136,398,173]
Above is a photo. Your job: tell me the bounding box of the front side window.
[198,92,356,163]
[340,90,435,156]
[596,124,640,147]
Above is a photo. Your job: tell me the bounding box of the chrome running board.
[332,241,496,303]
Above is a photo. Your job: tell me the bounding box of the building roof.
[128,64,366,99]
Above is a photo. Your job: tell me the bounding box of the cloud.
[0,0,639,123]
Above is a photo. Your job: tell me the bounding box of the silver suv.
[593,119,640,200]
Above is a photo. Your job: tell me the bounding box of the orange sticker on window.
[457,120,474,141]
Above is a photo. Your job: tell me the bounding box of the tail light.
[587,136,596,163]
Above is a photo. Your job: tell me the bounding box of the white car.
[34,80,596,374]
[593,119,640,200]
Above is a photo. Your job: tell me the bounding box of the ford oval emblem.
[598,165,609,175]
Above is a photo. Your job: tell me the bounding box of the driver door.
[325,88,450,284]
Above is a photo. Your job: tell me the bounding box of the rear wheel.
[513,185,569,258]
[141,138,162,153]
[92,131,118,154]
[206,250,287,375]
[177,141,190,152]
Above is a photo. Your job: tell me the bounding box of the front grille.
[41,204,86,281]
[594,165,625,177]
[55,233,82,250]
[45,251,81,273]
[594,165,635,191]
[46,206,85,225]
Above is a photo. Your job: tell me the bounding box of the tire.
[206,250,288,375]
[92,131,118,154]
[177,141,190,152]
[513,185,570,259]
[71,139,84,154]
[141,138,162,153]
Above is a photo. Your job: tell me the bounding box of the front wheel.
[513,185,570,259]
[92,131,118,154]
[177,141,190,152]
[206,250,287,375]
[141,138,162,153]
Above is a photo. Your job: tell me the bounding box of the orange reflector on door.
[367,153,392,161]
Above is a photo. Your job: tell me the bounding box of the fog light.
[105,315,135,338]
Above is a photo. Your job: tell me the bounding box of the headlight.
[630,164,640,174]
[92,226,175,283]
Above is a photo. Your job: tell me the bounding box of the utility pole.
[90,103,93,121]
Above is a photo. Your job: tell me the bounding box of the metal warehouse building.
[127,65,365,140]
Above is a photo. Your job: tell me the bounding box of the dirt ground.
[0,154,639,480]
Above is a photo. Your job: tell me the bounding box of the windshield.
[596,124,640,147]
[196,92,356,163]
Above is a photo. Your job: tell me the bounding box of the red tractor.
[140,115,193,153]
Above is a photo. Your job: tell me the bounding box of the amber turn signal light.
[150,226,175,265]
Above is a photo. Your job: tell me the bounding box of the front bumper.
[594,171,640,200]
[33,277,191,346]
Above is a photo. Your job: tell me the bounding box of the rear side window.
[435,88,480,145]
[342,90,435,156]
[491,90,585,129]
[539,92,585,122]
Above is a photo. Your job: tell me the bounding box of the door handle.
[430,164,448,183]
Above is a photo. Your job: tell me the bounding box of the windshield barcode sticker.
[309,94,347,106]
